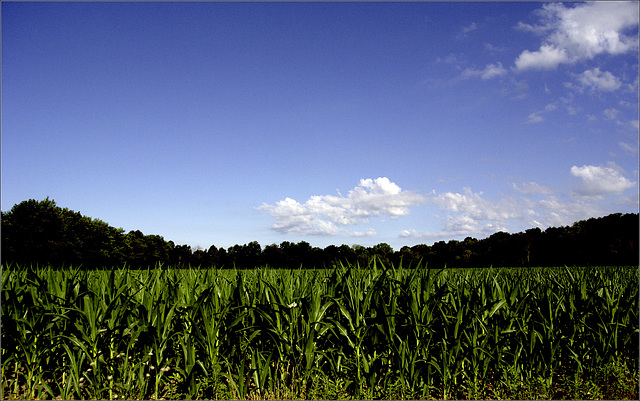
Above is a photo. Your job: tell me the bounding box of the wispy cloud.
[533,196,605,229]
[400,215,509,241]
[258,177,425,236]
[525,103,557,123]
[511,181,552,195]
[461,62,508,80]
[462,22,478,34]
[525,113,545,124]
[456,22,478,39]
[514,2,639,70]
[435,53,466,65]
[484,42,507,53]
[352,228,377,237]
[619,141,637,155]
[603,108,620,121]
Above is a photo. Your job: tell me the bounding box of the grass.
[1,262,638,399]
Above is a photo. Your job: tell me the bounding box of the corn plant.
[2,263,638,400]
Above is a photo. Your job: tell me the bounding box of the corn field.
[1,262,638,400]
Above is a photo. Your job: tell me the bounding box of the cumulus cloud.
[573,68,622,92]
[571,164,636,196]
[257,197,339,235]
[514,2,639,70]
[516,44,570,70]
[461,62,508,80]
[258,177,425,235]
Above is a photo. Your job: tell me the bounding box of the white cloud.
[514,17,554,35]
[526,112,545,124]
[257,197,340,236]
[435,53,465,65]
[461,62,508,80]
[574,68,622,92]
[515,2,639,70]
[463,22,477,34]
[400,229,419,238]
[404,163,635,240]
[619,141,637,155]
[570,163,636,196]
[515,44,570,70]
[258,177,425,236]
[501,77,529,99]
[457,22,478,38]
[534,196,605,228]
[262,172,637,242]
[482,63,508,80]
[410,191,588,240]
[400,188,531,240]
[525,103,557,123]
[565,104,580,115]
[512,181,552,195]
[399,216,509,241]
[430,187,522,222]
[484,42,507,53]
[352,228,377,237]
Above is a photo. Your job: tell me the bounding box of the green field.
[2,262,638,400]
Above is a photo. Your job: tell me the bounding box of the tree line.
[1,198,638,269]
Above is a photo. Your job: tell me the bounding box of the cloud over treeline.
[260,165,637,241]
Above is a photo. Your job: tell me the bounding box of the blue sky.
[2,2,638,251]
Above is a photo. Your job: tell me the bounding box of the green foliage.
[2,263,638,400]
[1,198,127,267]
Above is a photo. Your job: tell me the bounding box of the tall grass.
[1,262,638,399]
